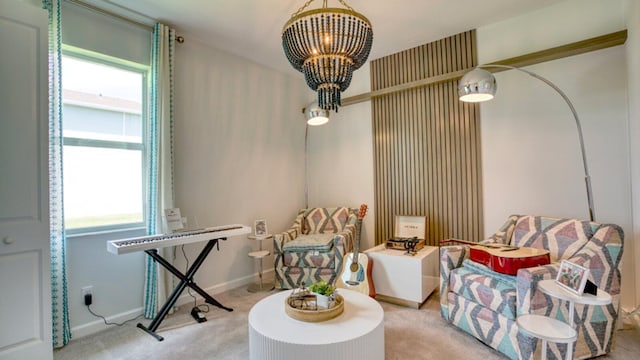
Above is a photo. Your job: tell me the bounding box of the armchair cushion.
[282,233,336,252]
[450,260,517,319]
[282,234,337,269]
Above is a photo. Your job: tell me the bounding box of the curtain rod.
[64,0,185,43]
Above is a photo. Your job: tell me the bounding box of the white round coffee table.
[248,289,384,360]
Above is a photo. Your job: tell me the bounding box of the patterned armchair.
[274,207,357,289]
[440,215,624,360]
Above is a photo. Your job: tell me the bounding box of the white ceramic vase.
[312,292,331,309]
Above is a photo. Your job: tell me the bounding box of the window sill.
[66,226,146,241]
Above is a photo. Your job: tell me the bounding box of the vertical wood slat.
[370,30,483,247]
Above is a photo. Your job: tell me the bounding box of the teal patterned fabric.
[303,207,353,234]
[283,249,336,269]
[143,23,176,319]
[282,233,336,252]
[439,244,469,320]
[440,215,624,360]
[450,263,517,319]
[511,216,595,262]
[484,215,519,245]
[448,292,536,360]
[43,0,71,348]
[274,207,357,289]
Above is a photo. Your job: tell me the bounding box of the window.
[61,52,148,233]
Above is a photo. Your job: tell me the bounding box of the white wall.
[171,37,308,294]
[309,0,637,309]
[307,65,376,250]
[625,0,640,307]
[307,100,375,248]
[65,29,307,337]
[61,2,151,65]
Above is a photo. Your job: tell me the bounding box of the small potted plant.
[308,280,336,309]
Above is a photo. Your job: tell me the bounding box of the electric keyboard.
[107,224,251,255]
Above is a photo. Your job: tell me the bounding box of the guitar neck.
[353,218,363,258]
[442,238,516,249]
[352,204,368,263]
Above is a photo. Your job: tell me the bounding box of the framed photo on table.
[394,215,427,240]
[556,259,590,295]
[254,219,267,236]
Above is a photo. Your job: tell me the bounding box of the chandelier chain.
[292,0,317,17]
[337,0,355,12]
[291,0,356,17]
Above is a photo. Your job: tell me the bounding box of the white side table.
[517,314,576,360]
[247,234,274,292]
[519,279,612,360]
[364,244,439,308]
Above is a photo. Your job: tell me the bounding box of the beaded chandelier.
[282,0,373,111]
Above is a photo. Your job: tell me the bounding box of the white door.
[0,2,52,360]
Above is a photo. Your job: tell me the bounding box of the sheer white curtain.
[43,0,71,348]
[143,23,176,318]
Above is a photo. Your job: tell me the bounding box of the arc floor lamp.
[303,102,330,208]
[458,65,595,222]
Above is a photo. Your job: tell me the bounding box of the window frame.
[61,45,150,236]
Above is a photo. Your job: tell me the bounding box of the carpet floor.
[54,286,640,360]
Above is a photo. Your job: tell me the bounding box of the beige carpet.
[54,286,640,360]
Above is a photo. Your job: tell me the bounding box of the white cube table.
[365,244,439,308]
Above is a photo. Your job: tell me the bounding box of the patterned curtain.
[143,23,176,318]
[42,0,71,348]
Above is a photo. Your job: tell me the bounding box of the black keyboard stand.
[137,237,233,341]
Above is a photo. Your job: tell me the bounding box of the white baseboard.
[70,269,275,339]
[71,307,144,339]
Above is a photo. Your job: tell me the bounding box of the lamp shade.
[458,68,497,102]
[304,102,330,126]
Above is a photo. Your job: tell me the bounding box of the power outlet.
[81,286,93,299]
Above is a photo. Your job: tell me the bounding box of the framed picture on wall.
[254,219,267,236]
[555,259,590,295]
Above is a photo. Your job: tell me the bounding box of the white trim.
[71,307,144,339]
[69,269,275,339]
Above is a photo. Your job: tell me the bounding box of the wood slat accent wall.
[371,30,483,246]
